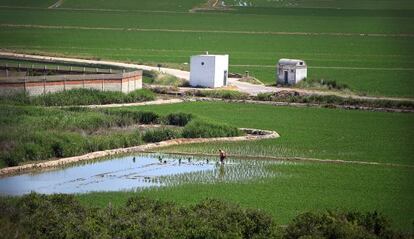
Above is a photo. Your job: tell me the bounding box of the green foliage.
[295,78,350,91]
[142,127,181,143]
[0,193,279,239]
[0,88,155,106]
[182,120,243,138]
[164,112,193,126]
[186,89,250,100]
[105,109,160,124]
[254,92,414,110]
[284,211,399,239]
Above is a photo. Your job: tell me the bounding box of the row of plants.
[0,106,242,167]
[0,88,155,106]
[0,193,407,239]
[254,92,414,110]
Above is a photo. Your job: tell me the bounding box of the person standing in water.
[219,149,227,164]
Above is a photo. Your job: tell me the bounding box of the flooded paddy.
[0,154,292,195]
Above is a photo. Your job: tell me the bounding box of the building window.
[201,62,205,66]
[291,69,294,73]
[299,62,303,66]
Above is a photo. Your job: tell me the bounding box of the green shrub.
[105,109,160,124]
[164,112,193,126]
[284,211,400,239]
[142,127,181,143]
[0,194,279,239]
[182,120,243,138]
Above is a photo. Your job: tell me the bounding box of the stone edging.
[0,128,279,176]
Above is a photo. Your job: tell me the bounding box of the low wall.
[0,70,142,96]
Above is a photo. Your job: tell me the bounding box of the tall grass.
[182,120,243,138]
[0,88,155,106]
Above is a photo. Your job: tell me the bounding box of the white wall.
[295,68,307,83]
[214,55,229,87]
[190,55,228,88]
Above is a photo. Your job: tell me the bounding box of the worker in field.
[219,149,227,164]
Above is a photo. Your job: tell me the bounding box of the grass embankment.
[179,88,414,110]
[1,193,405,238]
[0,88,155,106]
[0,6,412,97]
[0,104,242,167]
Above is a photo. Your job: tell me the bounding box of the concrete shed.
[190,54,229,88]
[277,59,307,85]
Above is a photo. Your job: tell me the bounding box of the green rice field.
[1,0,413,234]
[0,0,413,97]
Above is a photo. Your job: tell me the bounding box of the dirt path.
[0,128,279,176]
[1,23,413,38]
[48,0,65,9]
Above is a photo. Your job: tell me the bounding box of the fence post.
[70,66,73,72]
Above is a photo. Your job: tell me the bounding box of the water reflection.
[0,154,293,195]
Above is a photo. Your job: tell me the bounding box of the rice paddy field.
[0,0,413,97]
[1,0,413,234]
[78,101,414,231]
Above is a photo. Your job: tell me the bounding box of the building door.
[223,70,228,86]
[284,71,288,84]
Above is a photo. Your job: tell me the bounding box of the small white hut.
[277,59,307,85]
[190,54,229,88]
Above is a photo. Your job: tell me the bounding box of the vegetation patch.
[142,127,182,143]
[0,193,408,239]
[0,88,155,106]
[182,119,244,138]
[295,78,350,91]
[144,70,188,87]
[254,92,414,110]
[185,89,250,100]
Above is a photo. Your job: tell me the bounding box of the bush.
[164,112,193,126]
[284,211,401,239]
[182,120,243,138]
[0,194,279,239]
[105,109,160,125]
[142,127,181,143]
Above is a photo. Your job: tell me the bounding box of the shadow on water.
[0,153,298,195]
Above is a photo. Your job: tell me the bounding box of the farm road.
[1,51,413,102]
[1,24,413,38]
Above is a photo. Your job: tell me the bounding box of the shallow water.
[0,154,289,195]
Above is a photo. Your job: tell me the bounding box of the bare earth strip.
[48,0,65,9]
[0,128,279,176]
[1,24,413,38]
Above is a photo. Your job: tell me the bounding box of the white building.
[190,54,229,88]
[277,59,307,85]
